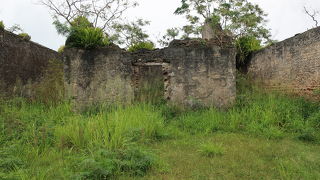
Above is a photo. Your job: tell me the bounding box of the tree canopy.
[173,0,271,42]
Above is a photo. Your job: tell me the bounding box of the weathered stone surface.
[0,29,60,96]
[131,39,236,108]
[63,46,134,110]
[247,27,320,98]
[65,39,236,109]
[164,40,236,108]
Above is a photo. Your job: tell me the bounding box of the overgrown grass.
[0,99,163,179]
[174,77,320,142]
[0,75,319,179]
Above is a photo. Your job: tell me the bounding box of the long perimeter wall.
[247,27,320,97]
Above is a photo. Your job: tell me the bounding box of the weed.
[198,143,224,157]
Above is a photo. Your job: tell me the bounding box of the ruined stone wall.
[63,46,134,110]
[131,40,236,108]
[247,27,320,97]
[64,39,236,109]
[0,29,60,96]
[163,40,236,108]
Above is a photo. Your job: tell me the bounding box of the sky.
[0,0,319,50]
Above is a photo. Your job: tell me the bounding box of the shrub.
[235,36,261,71]
[0,21,4,30]
[18,33,31,41]
[66,27,109,49]
[58,45,65,53]
[65,16,109,49]
[128,41,155,52]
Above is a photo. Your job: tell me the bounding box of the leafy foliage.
[57,45,65,53]
[128,41,155,52]
[65,16,109,49]
[158,28,180,46]
[18,33,31,41]
[235,35,261,70]
[112,19,151,48]
[66,26,109,49]
[174,0,271,42]
[0,21,4,30]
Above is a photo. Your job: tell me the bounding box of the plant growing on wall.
[18,33,31,41]
[0,21,4,30]
[128,41,155,52]
[65,16,109,49]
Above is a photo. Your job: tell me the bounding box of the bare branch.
[304,6,319,27]
[40,0,137,31]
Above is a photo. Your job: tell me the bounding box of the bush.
[65,16,109,49]
[18,33,31,41]
[66,27,109,49]
[235,36,261,71]
[58,45,65,53]
[128,41,155,52]
[0,21,4,30]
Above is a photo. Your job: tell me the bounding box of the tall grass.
[55,104,164,150]
[0,98,163,179]
[174,76,320,141]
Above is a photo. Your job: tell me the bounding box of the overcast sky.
[0,0,319,50]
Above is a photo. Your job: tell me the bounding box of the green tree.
[174,0,271,42]
[112,19,152,48]
[158,28,180,46]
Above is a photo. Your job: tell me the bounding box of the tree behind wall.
[41,0,152,48]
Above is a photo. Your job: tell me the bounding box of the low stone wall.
[0,29,60,97]
[247,27,320,98]
[63,46,134,110]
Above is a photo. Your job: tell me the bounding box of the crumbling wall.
[0,29,60,97]
[133,63,165,103]
[131,39,236,108]
[63,46,134,110]
[64,38,236,109]
[164,40,236,108]
[247,27,320,98]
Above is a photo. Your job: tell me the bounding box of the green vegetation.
[198,143,224,157]
[0,76,319,179]
[236,36,262,69]
[57,45,65,53]
[18,33,31,41]
[0,21,4,30]
[65,16,109,49]
[128,41,155,52]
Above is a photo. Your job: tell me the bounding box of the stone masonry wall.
[63,46,134,110]
[163,40,236,108]
[65,39,236,109]
[247,27,320,97]
[131,39,237,108]
[0,29,60,96]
